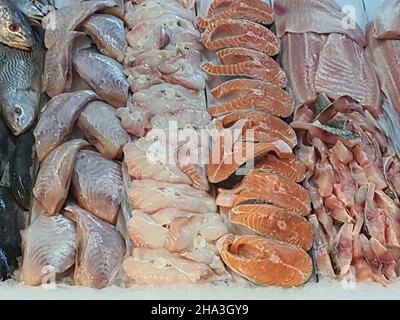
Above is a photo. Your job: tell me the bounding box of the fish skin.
[64,205,125,289]
[0,0,36,50]
[33,139,89,215]
[43,31,85,98]
[80,14,127,63]
[0,41,44,136]
[73,50,129,108]
[0,186,22,280]
[72,150,123,225]
[0,118,13,179]
[20,213,76,286]
[10,130,34,210]
[34,90,97,161]
[77,101,129,160]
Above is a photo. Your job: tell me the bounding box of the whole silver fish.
[0,0,37,50]
[0,41,44,136]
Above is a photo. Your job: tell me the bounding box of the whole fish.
[0,40,44,136]
[0,0,36,50]
[10,130,34,209]
[0,117,14,179]
[0,186,22,280]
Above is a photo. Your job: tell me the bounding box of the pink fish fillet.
[281,32,326,106]
[315,33,381,115]
[274,0,366,47]
[373,0,400,39]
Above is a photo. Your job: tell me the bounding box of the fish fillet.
[73,50,129,108]
[21,214,76,286]
[373,0,400,39]
[72,150,123,225]
[34,90,97,161]
[77,101,129,160]
[33,139,89,215]
[274,0,366,47]
[64,205,125,289]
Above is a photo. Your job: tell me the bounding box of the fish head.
[0,0,37,50]
[2,90,39,136]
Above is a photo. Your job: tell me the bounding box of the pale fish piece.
[64,205,125,289]
[73,50,129,108]
[77,101,129,160]
[72,150,123,225]
[34,90,97,161]
[21,214,76,286]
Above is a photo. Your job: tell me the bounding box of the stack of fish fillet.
[276,0,400,285]
[198,0,313,287]
[120,0,229,285]
[22,0,128,289]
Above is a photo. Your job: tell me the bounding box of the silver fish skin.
[0,41,44,136]
[0,0,36,50]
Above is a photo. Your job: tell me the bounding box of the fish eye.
[14,107,23,116]
[9,23,20,33]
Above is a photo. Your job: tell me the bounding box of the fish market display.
[120,0,229,285]
[198,0,312,287]
[277,0,400,285]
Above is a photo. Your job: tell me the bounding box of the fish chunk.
[230,204,312,251]
[34,90,97,161]
[77,101,129,160]
[73,50,129,108]
[202,48,287,87]
[217,234,312,287]
[274,0,366,47]
[209,79,295,117]
[201,19,279,56]
[364,183,386,246]
[43,31,84,98]
[198,0,274,28]
[115,105,152,137]
[315,33,380,115]
[281,32,326,106]
[72,150,123,225]
[80,14,127,63]
[20,214,76,286]
[216,171,311,216]
[123,248,213,284]
[33,139,89,215]
[331,223,353,277]
[64,205,125,289]
[128,180,217,214]
[373,0,400,39]
[42,0,114,48]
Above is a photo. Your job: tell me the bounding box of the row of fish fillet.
[276,0,400,285]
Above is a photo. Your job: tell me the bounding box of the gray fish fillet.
[73,50,129,108]
[0,0,36,50]
[21,213,76,286]
[77,101,129,160]
[64,205,125,289]
[43,31,85,98]
[33,139,89,215]
[80,14,127,63]
[34,90,97,161]
[0,41,44,136]
[72,150,123,225]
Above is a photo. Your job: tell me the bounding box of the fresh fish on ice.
[34,90,97,161]
[20,214,76,286]
[77,101,129,160]
[64,205,125,289]
[73,50,129,108]
[72,150,123,225]
[33,139,89,215]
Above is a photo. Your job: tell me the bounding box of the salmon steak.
[198,0,274,28]
[202,48,287,87]
[255,153,306,183]
[201,18,280,56]
[217,234,312,287]
[216,171,311,216]
[33,139,89,215]
[209,79,294,117]
[72,150,123,225]
[230,204,313,251]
